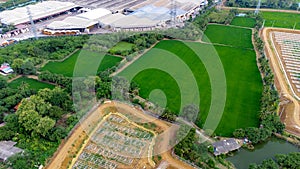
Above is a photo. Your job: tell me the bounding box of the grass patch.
[203,24,253,49]
[262,11,300,29]
[9,77,55,91]
[230,17,256,28]
[119,40,262,136]
[41,50,122,77]
[109,41,135,53]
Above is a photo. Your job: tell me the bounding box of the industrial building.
[0,0,208,35]
[44,8,111,35]
[0,1,80,26]
[0,1,81,37]
[44,0,208,33]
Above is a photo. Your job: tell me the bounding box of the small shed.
[0,141,23,161]
[212,138,241,156]
[0,63,14,75]
[236,13,247,17]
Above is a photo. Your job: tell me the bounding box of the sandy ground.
[262,27,300,137]
[44,101,194,169]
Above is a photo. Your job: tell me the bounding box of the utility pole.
[26,6,38,40]
[170,0,177,26]
[255,0,261,15]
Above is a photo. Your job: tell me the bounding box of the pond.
[226,137,299,169]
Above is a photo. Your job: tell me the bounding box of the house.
[0,63,14,75]
[212,138,241,156]
[0,141,23,161]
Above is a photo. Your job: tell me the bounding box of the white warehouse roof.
[46,8,112,31]
[98,13,126,26]
[99,13,161,29]
[47,16,97,30]
[0,1,78,25]
[77,8,111,21]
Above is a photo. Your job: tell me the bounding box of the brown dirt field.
[44,101,195,169]
[262,27,300,137]
[269,30,300,98]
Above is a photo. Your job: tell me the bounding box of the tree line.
[1,87,75,169]
[0,76,35,123]
[249,152,300,169]
[226,0,300,10]
[0,35,89,76]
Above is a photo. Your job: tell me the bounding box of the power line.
[26,6,38,40]
[170,0,177,26]
[255,0,261,15]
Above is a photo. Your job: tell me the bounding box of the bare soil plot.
[262,28,300,137]
[45,101,194,169]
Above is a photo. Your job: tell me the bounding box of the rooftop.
[212,138,241,156]
[0,141,23,161]
[77,8,111,21]
[0,1,78,25]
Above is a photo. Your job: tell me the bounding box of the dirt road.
[262,28,300,136]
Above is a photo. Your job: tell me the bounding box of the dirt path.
[261,27,300,136]
[7,75,22,83]
[221,6,300,14]
[45,101,194,169]
[208,23,253,30]
[26,75,38,80]
[111,42,159,77]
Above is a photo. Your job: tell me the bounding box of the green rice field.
[230,17,256,28]
[203,24,253,49]
[262,11,300,29]
[119,39,262,136]
[41,50,123,77]
[9,77,55,91]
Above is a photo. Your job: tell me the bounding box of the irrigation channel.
[226,137,299,169]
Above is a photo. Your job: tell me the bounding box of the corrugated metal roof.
[0,1,78,25]
[77,8,111,21]
[212,139,241,156]
[0,141,23,161]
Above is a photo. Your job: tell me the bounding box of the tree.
[17,95,51,116]
[261,159,279,169]
[111,76,130,101]
[48,126,67,142]
[48,106,64,120]
[0,76,7,89]
[11,59,24,74]
[233,128,245,138]
[36,117,55,137]
[181,104,199,122]
[20,61,36,75]
[276,152,300,169]
[159,108,176,122]
[17,110,40,132]
[7,152,35,169]
[38,87,72,111]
